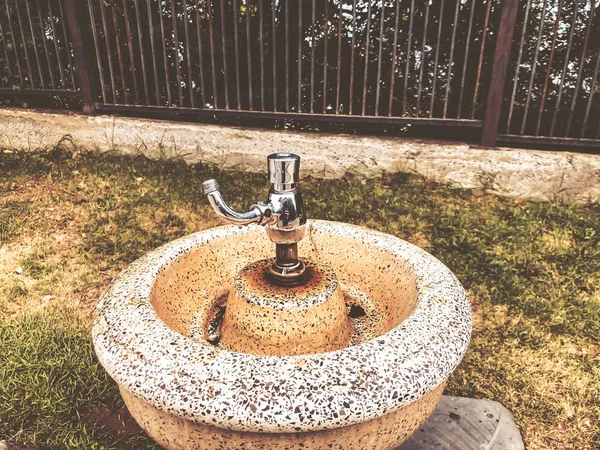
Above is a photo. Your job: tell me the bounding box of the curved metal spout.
[202,179,268,225]
[203,153,307,286]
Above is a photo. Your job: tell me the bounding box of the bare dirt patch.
[81,406,142,438]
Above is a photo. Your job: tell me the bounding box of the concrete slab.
[399,396,524,450]
[2,108,599,202]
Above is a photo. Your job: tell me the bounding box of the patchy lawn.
[0,144,598,450]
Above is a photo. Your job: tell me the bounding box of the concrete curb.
[2,108,599,202]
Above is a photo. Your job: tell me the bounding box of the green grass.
[0,146,598,449]
[0,314,159,450]
[20,245,54,280]
[0,200,32,244]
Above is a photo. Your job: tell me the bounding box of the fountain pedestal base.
[219,258,352,356]
[120,384,446,450]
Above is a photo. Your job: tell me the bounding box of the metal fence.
[500,0,600,147]
[0,0,77,97]
[0,0,599,149]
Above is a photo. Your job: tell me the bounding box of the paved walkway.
[2,108,599,202]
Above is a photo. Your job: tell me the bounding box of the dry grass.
[0,146,598,449]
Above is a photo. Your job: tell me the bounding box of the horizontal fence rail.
[0,0,598,150]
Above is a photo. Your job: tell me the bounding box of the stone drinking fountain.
[93,153,472,449]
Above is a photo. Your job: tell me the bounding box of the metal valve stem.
[202,153,307,286]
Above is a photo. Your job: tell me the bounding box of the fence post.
[480,0,520,147]
[63,0,98,114]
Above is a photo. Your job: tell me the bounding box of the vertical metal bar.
[285,0,289,112]
[566,0,593,137]
[25,0,46,88]
[208,0,218,107]
[374,0,384,116]
[233,0,241,109]
[480,0,519,147]
[310,0,315,113]
[0,15,13,78]
[297,0,302,111]
[389,0,401,116]
[57,0,75,88]
[87,0,106,102]
[520,0,548,134]
[550,0,579,137]
[46,0,66,86]
[15,0,35,87]
[443,0,460,118]
[158,0,172,105]
[8,5,27,84]
[506,0,532,132]
[335,0,343,114]
[323,0,329,112]
[471,0,492,119]
[147,0,161,104]
[48,0,65,86]
[457,0,475,118]
[122,0,140,104]
[416,0,431,117]
[271,0,277,110]
[535,0,562,136]
[220,0,230,109]
[259,0,264,110]
[35,0,55,88]
[183,0,195,107]
[64,0,98,112]
[133,0,150,103]
[111,1,128,103]
[99,0,117,102]
[5,0,24,85]
[172,0,184,106]
[580,48,600,138]
[401,0,415,116]
[429,0,445,118]
[245,0,253,110]
[348,0,357,114]
[361,0,372,116]
[195,0,207,107]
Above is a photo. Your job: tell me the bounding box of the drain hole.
[207,304,226,345]
[348,304,366,319]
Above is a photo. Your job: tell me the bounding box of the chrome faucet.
[202,153,307,285]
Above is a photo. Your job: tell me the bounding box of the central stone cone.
[219,258,352,356]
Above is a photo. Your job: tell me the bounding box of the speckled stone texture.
[120,383,445,450]
[93,220,472,449]
[220,258,352,355]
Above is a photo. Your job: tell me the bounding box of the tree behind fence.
[0,0,599,147]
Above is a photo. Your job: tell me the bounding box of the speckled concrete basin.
[93,220,471,450]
